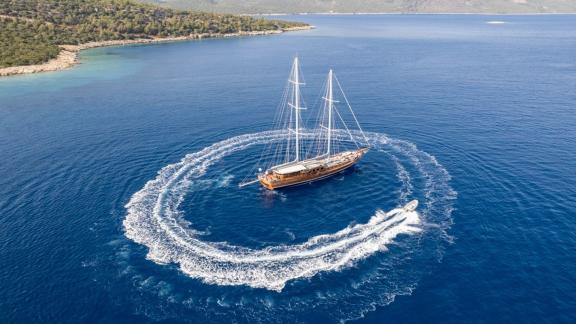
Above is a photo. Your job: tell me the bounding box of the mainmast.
[289,57,304,161]
[326,69,334,156]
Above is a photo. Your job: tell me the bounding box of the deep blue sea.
[1,15,575,323]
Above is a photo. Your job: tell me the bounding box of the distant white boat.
[486,21,508,25]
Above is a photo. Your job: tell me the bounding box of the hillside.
[142,0,576,14]
[0,0,307,69]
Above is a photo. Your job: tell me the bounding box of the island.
[0,0,310,77]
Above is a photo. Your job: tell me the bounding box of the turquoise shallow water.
[1,15,575,323]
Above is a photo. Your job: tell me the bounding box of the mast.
[289,57,303,161]
[326,69,334,156]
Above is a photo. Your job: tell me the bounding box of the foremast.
[288,57,305,162]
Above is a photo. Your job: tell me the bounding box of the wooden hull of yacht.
[258,148,368,190]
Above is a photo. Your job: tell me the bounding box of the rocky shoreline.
[0,26,311,77]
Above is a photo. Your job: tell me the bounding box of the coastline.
[0,26,312,78]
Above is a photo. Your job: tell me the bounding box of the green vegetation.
[0,18,61,67]
[0,0,307,68]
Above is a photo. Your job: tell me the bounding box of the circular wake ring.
[124,130,455,292]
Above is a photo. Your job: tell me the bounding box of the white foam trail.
[392,155,413,204]
[124,131,422,291]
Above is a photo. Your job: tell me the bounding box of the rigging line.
[333,104,360,149]
[254,79,289,173]
[315,76,330,156]
[334,74,369,145]
[270,82,290,164]
[305,76,327,158]
[319,74,331,155]
[242,68,293,183]
[304,76,325,125]
[286,100,294,163]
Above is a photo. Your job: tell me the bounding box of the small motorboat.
[403,200,419,212]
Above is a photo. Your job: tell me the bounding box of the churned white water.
[124,130,445,291]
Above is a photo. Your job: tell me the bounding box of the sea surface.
[1,15,575,323]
